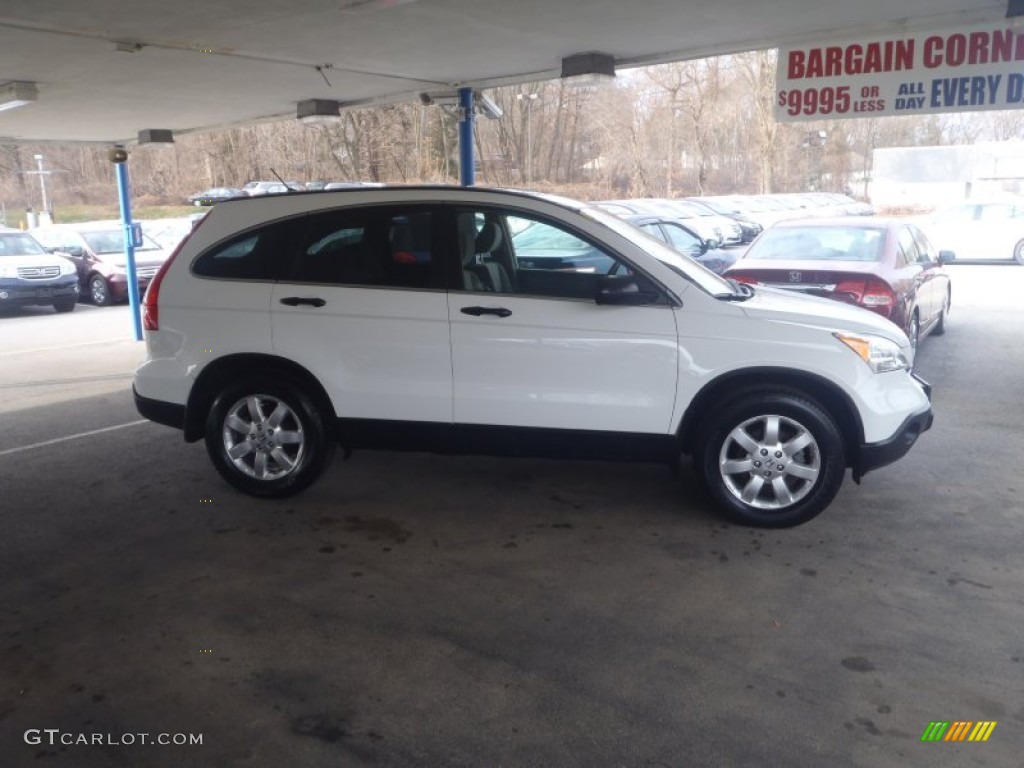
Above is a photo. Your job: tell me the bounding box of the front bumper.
[108,274,153,301]
[0,277,80,306]
[853,372,933,480]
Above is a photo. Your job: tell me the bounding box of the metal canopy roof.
[0,0,1006,144]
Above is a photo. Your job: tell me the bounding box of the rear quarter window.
[192,220,295,280]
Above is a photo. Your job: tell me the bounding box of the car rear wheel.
[204,377,335,497]
[696,393,846,528]
[89,275,112,306]
[53,298,76,313]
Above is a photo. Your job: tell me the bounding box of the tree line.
[3,50,1023,218]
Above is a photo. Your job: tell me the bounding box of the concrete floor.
[1,266,1021,767]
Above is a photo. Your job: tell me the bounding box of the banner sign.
[775,22,1024,122]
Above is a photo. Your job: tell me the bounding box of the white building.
[870,141,1024,211]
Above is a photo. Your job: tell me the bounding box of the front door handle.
[280,296,326,308]
[460,306,512,318]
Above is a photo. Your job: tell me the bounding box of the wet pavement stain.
[345,516,411,544]
[947,575,993,589]
[291,713,346,743]
[841,656,876,673]
[799,568,817,577]
[854,717,882,736]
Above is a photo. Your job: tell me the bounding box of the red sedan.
[725,218,952,348]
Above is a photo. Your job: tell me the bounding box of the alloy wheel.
[718,413,821,510]
[221,394,305,481]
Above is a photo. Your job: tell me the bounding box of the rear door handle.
[460,306,512,318]
[280,296,326,308]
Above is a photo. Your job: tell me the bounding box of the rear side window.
[192,220,291,280]
[287,206,436,289]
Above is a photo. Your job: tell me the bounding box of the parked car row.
[187,181,382,206]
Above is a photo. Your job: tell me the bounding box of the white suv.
[133,187,933,527]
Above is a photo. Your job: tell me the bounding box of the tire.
[696,393,846,528]
[1014,239,1024,265]
[204,376,335,497]
[932,290,949,336]
[89,275,112,306]
[53,298,76,313]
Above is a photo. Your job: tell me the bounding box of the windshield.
[580,206,734,296]
[745,225,886,261]
[696,199,732,215]
[0,233,47,256]
[81,230,161,254]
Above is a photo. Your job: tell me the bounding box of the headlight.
[59,261,75,276]
[0,265,15,278]
[835,332,911,373]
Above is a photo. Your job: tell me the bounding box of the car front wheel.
[53,297,76,313]
[89,275,112,306]
[697,393,846,528]
[204,377,335,497]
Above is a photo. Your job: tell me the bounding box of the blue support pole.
[458,86,475,187]
[115,159,143,341]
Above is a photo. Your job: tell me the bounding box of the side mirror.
[595,276,660,306]
[58,246,84,258]
[937,250,955,265]
[704,237,721,251]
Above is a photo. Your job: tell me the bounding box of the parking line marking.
[0,338,132,357]
[0,420,149,458]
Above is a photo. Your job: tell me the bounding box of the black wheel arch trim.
[677,367,865,461]
[183,353,336,443]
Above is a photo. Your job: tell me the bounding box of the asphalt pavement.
[0,268,1021,767]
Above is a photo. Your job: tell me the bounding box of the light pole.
[33,154,49,214]
[802,130,827,191]
[516,92,538,187]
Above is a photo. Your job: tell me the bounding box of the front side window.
[640,223,667,242]
[662,222,703,255]
[977,204,1015,221]
[897,227,924,264]
[455,208,642,300]
[288,207,435,289]
[909,225,937,263]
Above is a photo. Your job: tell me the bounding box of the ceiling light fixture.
[0,81,38,113]
[297,98,341,123]
[138,128,175,146]
[560,52,616,86]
